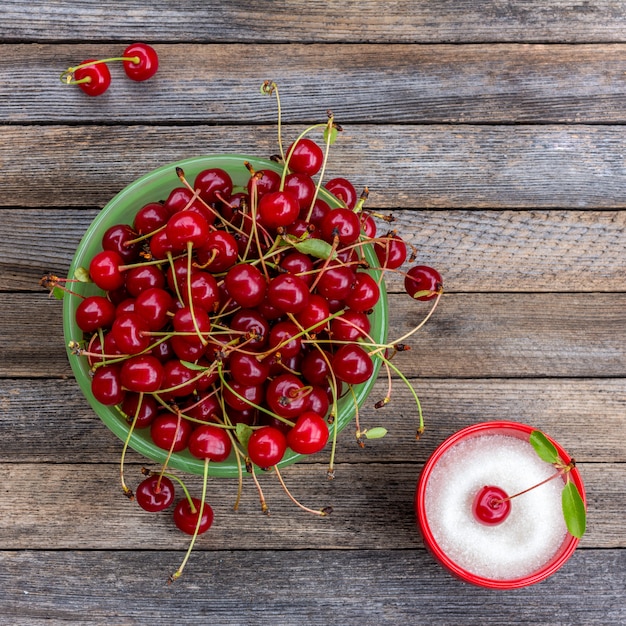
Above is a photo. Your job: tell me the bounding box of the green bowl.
[63,154,389,477]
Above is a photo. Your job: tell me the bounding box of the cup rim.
[415,420,586,589]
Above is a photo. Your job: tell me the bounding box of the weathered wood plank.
[3,125,626,209]
[4,293,624,378]
[0,461,621,550]
[2,377,623,464]
[5,44,626,124]
[4,209,626,293]
[0,549,623,625]
[3,1,626,43]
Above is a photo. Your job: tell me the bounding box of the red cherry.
[287,138,324,176]
[265,373,309,419]
[374,234,407,269]
[224,263,267,308]
[194,168,233,205]
[267,273,310,314]
[136,475,175,512]
[287,411,329,455]
[159,360,199,400]
[134,201,170,235]
[404,265,443,301]
[247,426,287,468]
[316,264,355,301]
[75,295,116,332]
[73,60,111,96]
[134,287,174,331]
[222,381,264,413]
[284,172,316,210]
[173,306,211,343]
[120,354,164,393]
[320,207,361,245]
[229,308,269,350]
[150,413,193,452]
[124,264,165,297]
[325,177,357,209]
[173,497,213,535]
[279,251,314,286]
[267,320,302,358]
[91,364,125,405]
[330,309,371,342]
[89,250,125,291]
[343,272,380,312]
[122,43,159,81]
[258,190,300,229]
[331,344,374,385]
[228,351,271,386]
[300,349,332,386]
[121,393,159,428]
[111,312,151,354]
[248,169,281,199]
[295,293,331,334]
[472,485,512,525]
[188,424,232,461]
[196,230,239,272]
[102,223,141,263]
[166,210,210,251]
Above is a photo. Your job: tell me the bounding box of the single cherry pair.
[61,43,158,96]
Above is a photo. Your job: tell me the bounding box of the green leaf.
[293,238,336,260]
[74,266,92,283]
[562,481,586,539]
[52,286,65,300]
[236,423,253,451]
[323,126,338,145]
[179,360,208,371]
[529,430,559,464]
[364,427,388,440]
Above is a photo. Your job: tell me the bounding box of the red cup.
[415,421,586,589]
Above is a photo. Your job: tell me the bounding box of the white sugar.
[424,434,567,580]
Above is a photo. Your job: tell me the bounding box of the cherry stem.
[170,457,210,583]
[494,462,575,504]
[273,465,330,516]
[119,392,143,499]
[60,56,141,84]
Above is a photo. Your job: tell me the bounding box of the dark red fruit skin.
[123,43,159,81]
[73,60,111,96]
[194,168,233,205]
[472,485,511,525]
[91,364,125,405]
[75,295,116,332]
[287,411,329,455]
[135,475,175,512]
[150,413,193,452]
[331,344,374,385]
[324,177,357,209]
[188,424,232,461]
[286,138,324,176]
[173,497,213,535]
[404,265,443,301]
[247,426,288,468]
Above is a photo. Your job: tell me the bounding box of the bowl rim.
[63,153,389,477]
[415,420,586,589]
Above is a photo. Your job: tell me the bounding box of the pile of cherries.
[60,128,441,576]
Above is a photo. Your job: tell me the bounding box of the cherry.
[194,168,233,205]
[222,381,264,412]
[287,138,324,176]
[265,373,309,419]
[111,312,151,354]
[122,43,159,81]
[300,349,332,386]
[120,354,164,393]
[173,305,211,343]
[188,424,232,461]
[184,271,219,312]
[296,293,331,334]
[124,264,165,297]
[173,497,214,535]
[325,177,357,209]
[102,223,141,263]
[166,210,210,252]
[330,309,371,342]
[71,59,111,96]
[134,287,174,331]
[284,172,316,210]
[229,308,269,350]
[248,169,281,199]
[331,344,374,385]
[159,360,199,400]
[247,426,287,468]
[136,475,175,512]
[279,251,314,286]
[196,230,239,272]
[316,264,355,301]
[150,413,193,452]
[184,393,223,424]
[305,385,330,417]
[404,265,443,301]
[228,351,271,386]
[134,201,170,235]
[75,295,116,332]
[472,485,512,525]
[89,250,125,291]
[374,234,407,269]
[320,208,361,245]
[268,320,302,358]
[287,411,329,455]
[343,272,380,312]
[224,263,267,308]
[258,190,300,229]
[121,392,159,428]
[267,273,310,314]
[91,364,125,405]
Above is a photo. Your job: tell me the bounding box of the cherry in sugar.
[472,485,511,525]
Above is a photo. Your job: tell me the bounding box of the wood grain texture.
[3,124,625,209]
[3,209,625,293]
[2,1,626,43]
[5,292,624,378]
[0,461,621,550]
[4,43,626,124]
[2,378,624,464]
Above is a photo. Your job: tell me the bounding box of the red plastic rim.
[415,421,586,589]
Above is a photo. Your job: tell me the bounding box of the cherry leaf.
[562,481,586,539]
[364,427,388,440]
[52,286,65,300]
[236,423,253,451]
[75,266,92,283]
[323,126,338,145]
[293,238,335,260]
[410,289,435,300]
[179,360,207,371]
[529,430,559,464]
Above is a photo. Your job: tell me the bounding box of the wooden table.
[1,2,624,624]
